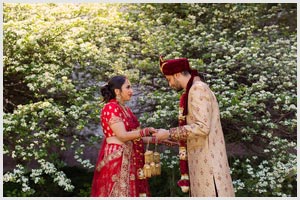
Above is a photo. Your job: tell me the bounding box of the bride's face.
[119,79,133,102]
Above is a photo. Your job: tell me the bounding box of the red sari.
[91,99,150,197]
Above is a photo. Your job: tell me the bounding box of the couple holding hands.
[91,56,235,197]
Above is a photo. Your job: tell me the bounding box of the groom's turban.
[159,56,191,75]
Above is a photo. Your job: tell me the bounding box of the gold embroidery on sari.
[96,148,123,172]
[130,173,136,181]
[109,142,133,196]
[111,174,120,182]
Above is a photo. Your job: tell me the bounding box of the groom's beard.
[173,78,183,92]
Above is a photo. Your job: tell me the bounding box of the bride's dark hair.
[101,75,126,102]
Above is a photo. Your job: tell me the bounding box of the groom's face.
[165,74,182,92]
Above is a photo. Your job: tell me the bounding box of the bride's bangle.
[140,128,150,137]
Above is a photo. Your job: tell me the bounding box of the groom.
[153,56,235,197]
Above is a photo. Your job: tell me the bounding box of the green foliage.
[4,167,93,197]
[3,3,296,197]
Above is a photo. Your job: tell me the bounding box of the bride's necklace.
[118,101,130,118]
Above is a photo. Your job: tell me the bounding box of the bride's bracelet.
[151,136,157,144]
[139,128,150,137]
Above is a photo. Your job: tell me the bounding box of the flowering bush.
[3,3,296,197]
[133,3,297,197]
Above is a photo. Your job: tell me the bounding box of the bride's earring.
[115,89,122,103]
[116,94,121,103]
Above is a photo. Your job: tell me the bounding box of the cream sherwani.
[170,80,235,197]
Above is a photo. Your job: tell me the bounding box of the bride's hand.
[152,129,170,141]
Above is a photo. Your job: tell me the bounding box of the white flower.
[164,149,171,154]
[12,151,16,158]
[3,172,14,182]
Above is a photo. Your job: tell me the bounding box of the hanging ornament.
[155,163,161,176]
[153,151,160,163]
[143,136,162,178]
[144,150,153,164]
[143,163,151,178]
[150,162,156,175]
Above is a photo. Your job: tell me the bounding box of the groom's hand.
[152,129,170,141]
[161,139,179,146]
